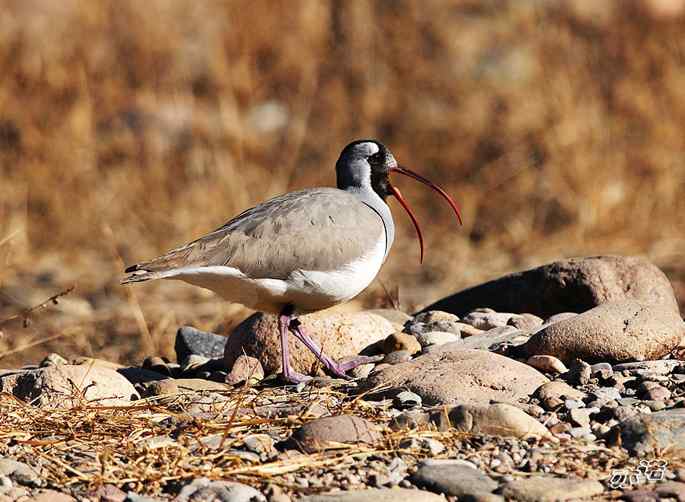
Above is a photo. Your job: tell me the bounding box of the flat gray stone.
[502,476,604,501]
[458,326,526,350]
[415,331,459,348]
[300,488,445,502]
[620,408,685,455]
[175,326,227,362]
[613,360,681,374]
[589,387,621,403]
[0,458,42,487]
[176,478,265,502]
[462,311,515,330]
[411,459,497,497]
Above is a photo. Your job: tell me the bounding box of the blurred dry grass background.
[1,0,685,367]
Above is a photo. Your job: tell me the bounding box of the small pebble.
[383,350,412,364]
[590,362,613,380]
[40,353,68,367]
[508,313,543,331]
[382,333,421,355]
[564,399,584,410]
[350,363,375,379]
[527,355,568,374]
[415,331,460,348]
[566,359,591,386]
[142,356,173,376]
[393,390,422,409]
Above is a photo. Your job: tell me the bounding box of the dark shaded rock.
[522,301,684,364]
[411,459,497,497]
[419,256,679,318]
[566,359,592,385]
[141,356,174,377]
[620,490,659,502]
[620,408,685,455]
[289,415,381,453]
[175,326,227,363]
[639,381,671,401]
[118,367,170,384]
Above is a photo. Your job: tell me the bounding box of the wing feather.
[121,188,386,283]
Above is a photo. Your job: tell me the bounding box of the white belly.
[167,235,387,314]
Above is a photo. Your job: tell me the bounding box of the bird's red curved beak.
[388,165,463,264]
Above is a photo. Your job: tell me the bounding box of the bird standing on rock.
[122,140,463,383]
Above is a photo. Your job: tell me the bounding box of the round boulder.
[224,311,394,375]
[363,348,548,405]
[523,300,684,364]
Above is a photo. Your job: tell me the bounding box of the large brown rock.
[224,311,394,375]
[363,348,548,405]
[420,256,679,318]
[0,365,139,407]
[523,300,684,364]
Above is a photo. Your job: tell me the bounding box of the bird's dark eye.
[369,150,383,162]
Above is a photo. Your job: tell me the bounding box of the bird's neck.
[346,185,395,259]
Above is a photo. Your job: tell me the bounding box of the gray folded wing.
[123,187,387,281]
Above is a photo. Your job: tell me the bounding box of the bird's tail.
[120,265,160,285]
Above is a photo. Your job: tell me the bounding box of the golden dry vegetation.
[1,0,685,368]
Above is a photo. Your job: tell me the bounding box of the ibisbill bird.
[122,140,463,383]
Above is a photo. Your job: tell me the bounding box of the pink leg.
[279,307,311,384]
[290,320,378,379]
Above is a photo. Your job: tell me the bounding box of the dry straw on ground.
[2,382,668,498]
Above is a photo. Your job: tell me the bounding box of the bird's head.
[336,139,463,263]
